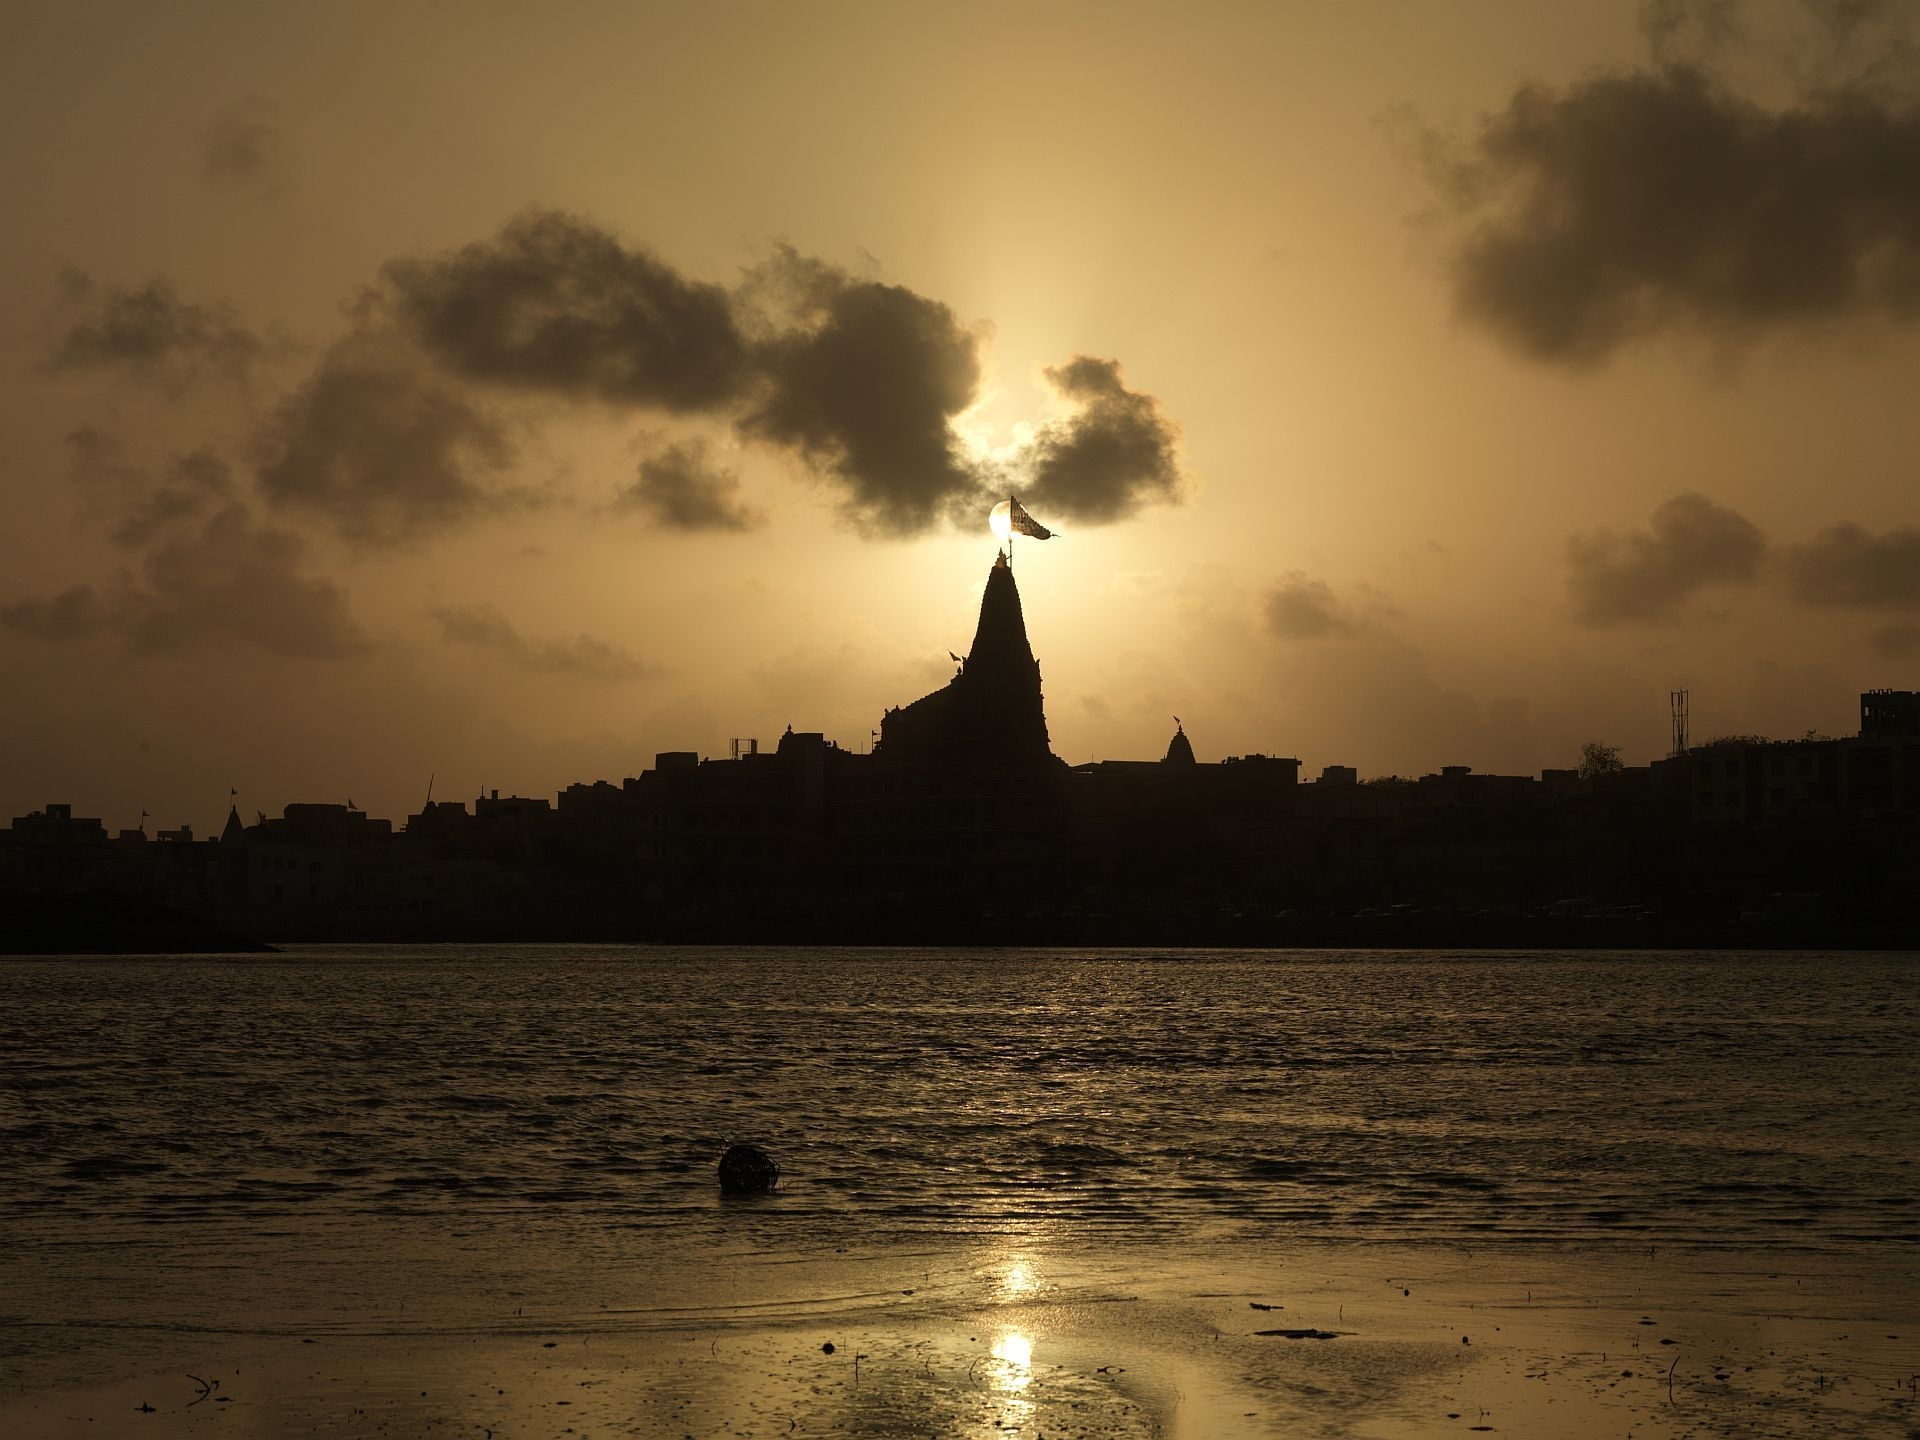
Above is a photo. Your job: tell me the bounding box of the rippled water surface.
[3,947,1915,1259]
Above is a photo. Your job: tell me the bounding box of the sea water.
[1,948,1915,1377]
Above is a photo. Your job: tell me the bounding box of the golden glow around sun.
[989,498,1014,544]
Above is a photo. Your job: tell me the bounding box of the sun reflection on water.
[969,1253,1042,1433]
[988,1327,1036,1428]
[992,1331,1033,1372]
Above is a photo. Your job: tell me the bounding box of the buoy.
[718,1143,780,1195]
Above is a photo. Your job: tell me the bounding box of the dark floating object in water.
[1255,1328,1343,1340]
[718,1143,780,1195]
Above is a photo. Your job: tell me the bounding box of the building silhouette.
[876,552,1057,775]
[4,555,1919,949]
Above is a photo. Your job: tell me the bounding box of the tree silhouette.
[1578,741,1624,781]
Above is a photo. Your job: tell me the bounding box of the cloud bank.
[1566,492,1766,623]
[1021,357,1184,524]
[52,211,1189,547]
[49,271,262,384]
[434,604,653,682]
[239,211,1186,542]
[383,211,750,410]
[1262,573,1360,639]
[739,248,986,534]
[1782,520,1920,607]
[615,439,764,533]
[1428,5,1920,362]
[255,340,518,546]
[1,504,367,659]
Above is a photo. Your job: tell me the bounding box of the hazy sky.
[6,0,1920,831]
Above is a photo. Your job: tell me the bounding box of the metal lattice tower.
[1669,689,1690,758]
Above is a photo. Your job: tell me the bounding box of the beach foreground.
[4,1240,1914,1439]
[6,949,1915,1436]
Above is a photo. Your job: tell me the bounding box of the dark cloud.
[1639,0,1748,67]
[113,452,235,549]
[740,249,986,535]
[615,439,763,532]
[371,218,1007,537]
[1808,0,1920,95]
[49,270,262,383]
[244,211,1184,541]
[1567,492,1766,623]
[433,604,652,682]
[63,424,142,497]
[1430,44,1920,362]
[200,97,293,194]
[1,505,367,659]
[115,451,235,547]
[1019,357,1184,523]
[382,210,749,410]
[129,506,367,657]
[1781,520,1920,606]
[1872,620,1920,653]
[1645,0,1920,97]
[0,586,105,641]
[64,428,239,547]
[256,341,517,546]
[1262,573,1360,640]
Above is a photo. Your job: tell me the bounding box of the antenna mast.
[1669,689,1690,758]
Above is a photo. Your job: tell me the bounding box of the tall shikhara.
[876,552,1056,774]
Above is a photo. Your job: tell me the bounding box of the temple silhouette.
[877,552,1057,775]
[6,549,1920,950]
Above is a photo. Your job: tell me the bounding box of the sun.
[989,498,1014,544]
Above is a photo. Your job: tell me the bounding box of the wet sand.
[4,1241,1914,1439]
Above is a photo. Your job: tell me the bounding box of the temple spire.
[1164,718,1196,766]
[875,552,1055,773]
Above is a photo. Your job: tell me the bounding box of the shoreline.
[9,919,1920,956]
[4,1240,1914,1438]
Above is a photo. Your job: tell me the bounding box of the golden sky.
[6,0,1920,830]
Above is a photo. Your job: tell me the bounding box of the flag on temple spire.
[1008,496,1053,540]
